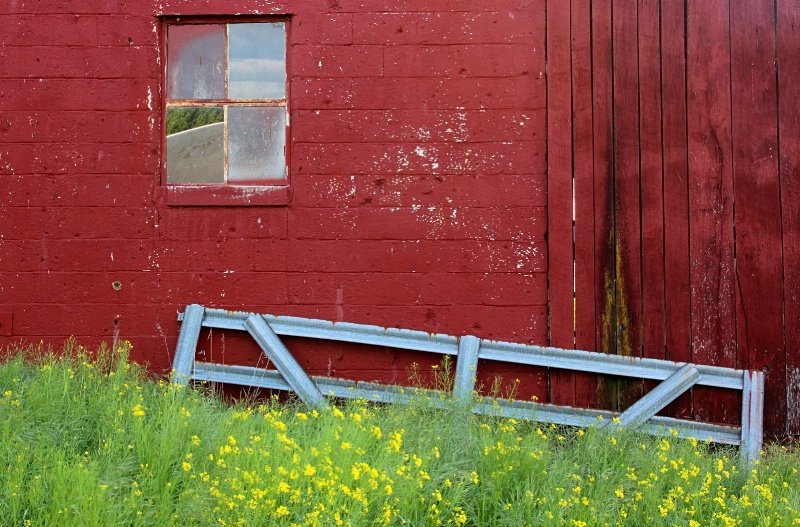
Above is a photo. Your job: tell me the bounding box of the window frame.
[159,16,291,207]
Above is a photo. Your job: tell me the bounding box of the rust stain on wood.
[597,227,636,411]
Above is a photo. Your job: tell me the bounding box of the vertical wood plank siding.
[611,0,644,409]
[660,0,693,420]
[570,0,597,409]
[729,0,785,433]
[778,0,800,436]
[550,0,796,435]
[546,1,576,405]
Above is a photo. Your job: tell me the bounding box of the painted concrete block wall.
[0,0,547,386]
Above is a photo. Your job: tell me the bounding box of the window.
[164,20,288,193]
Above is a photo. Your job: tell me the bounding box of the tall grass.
[1,340,799,526]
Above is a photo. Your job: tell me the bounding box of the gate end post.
[740,370,765,467]
[171,304,205,385]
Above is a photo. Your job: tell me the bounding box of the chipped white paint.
[324,176,361,205]
[513,244,539,269]
[415,128,432,140]
[452,109,468,143]
[410,204,464,239]
[378,148,410,171]
[0,149,14,173]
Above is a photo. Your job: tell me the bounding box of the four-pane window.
[165,22,287,185]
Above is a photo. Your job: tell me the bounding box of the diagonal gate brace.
[244,314,327,410]
[612,364,700,429]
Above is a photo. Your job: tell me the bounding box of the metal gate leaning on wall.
[546,0,800,436]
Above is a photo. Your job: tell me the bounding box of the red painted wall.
[0,1,548,387]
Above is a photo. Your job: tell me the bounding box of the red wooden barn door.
[547,0,796,436]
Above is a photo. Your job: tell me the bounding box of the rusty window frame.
[161,16,289,187]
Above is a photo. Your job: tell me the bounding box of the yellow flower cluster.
[186,402,473,527]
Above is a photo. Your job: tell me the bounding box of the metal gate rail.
[172,304,764,464]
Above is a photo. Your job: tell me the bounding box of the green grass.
[1,340,799,527]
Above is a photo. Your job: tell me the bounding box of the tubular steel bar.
[478,341,742,390]
[179,307,459,354]
[174,305,764,461]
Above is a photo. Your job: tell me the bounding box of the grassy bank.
[0,341,798,526]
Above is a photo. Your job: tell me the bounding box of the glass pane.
[228,23,286,99]
[166,107,224,184]
[167,25,225,100]
[227,106,286,181]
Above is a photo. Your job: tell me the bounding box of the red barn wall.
[0,1,548,386]
[544,0,800,436]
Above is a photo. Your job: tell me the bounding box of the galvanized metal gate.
[172,304,764,464]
